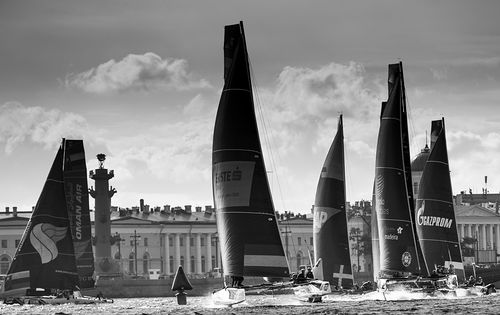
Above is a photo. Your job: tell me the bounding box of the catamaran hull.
[292,280,331,303]
[212,287,246,306]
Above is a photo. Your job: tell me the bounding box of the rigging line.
[248,58,288,213]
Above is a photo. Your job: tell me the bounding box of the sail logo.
[74,183,83,240]
[29,223,68,264]
[213,161,255,208]
[313,207,340,233]
[416,201,453,229]
[401,251,412,267]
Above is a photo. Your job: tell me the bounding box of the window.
[130,240,134,246]
[212,255,216,269]
[180,238,184,247]
[201,237,205,247]
[169,236,173,246]
[296,252,302,271]
[1,240,7,248]
[180,256,185,267]
[144,237,148,247]
[169,256,174,273]
[114,251,121,260]
[190,237,194,247]
[129,252,135,274]
[310,237,313,246]
[15,239,20,248]
[297,237,302,246]
[143,252,150,274]
[190,256,195,273]
[211,237,216,246]
[0,256,10,274]
[201,256,206,273]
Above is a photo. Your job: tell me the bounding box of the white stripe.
[416,198,453,205]
[381,117,400,121]
[426,160,448,166]
[419,238,460,245]
[375,166,404,172]
[244,255,288,268]
[213,149,261,154]
[222,88,251,92]
[11,270,30,280]
[220,212,275,217]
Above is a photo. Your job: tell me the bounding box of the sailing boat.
[2,139,112,304]
[415,119,465,282]
[373,62,424,289]
[2,141,80,303]
[301,115,351,299]
[211,21,290,305]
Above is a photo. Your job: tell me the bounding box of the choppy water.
[1,292,499,315]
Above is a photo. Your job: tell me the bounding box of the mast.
[313,115,353,288]
[212,21,289,280]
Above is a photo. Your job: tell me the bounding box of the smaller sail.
[3,143,79,295]
[313,115,353,288]
[63,139,95,288]
[171,266,193,291]
[415,118,465,282]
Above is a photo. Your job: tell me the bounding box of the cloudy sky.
[1,1,500,213]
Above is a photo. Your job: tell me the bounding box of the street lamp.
[130,230,141,277]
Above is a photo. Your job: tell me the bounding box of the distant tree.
[461,236,476,257]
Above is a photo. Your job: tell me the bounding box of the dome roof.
[411,144,430,172]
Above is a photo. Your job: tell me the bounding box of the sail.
[313,115,353,288]
[212,22,289,279]
[63,139,95,289]
[415,119,465,282]
[3,143,79,294]
[171,265,193,291]
[373,63,421,277]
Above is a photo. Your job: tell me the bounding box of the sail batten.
[212,22,289,279]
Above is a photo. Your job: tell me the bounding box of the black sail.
[374,63,421,277]
[63,139,95,289]
[313,115,353,288]
[212,22,289,279]
[3,143,79,295]
[415,119,465,281]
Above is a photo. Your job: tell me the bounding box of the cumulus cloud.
[0,102,93,154]
[65,52,211,94]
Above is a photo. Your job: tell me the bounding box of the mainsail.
[415,119,465,282]
[3,143,79,295]
[373,62,421,278]
[63,139,95,288]
[212,21,289,279]
[313,115,353,288]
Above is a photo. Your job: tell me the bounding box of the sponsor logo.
[397,226,403,234]
[417,201,453,228]
[30,223,68,264]
[402,252,412,267]
[213,161,255,208]
[384,234,398,240]
[312,207,340,233]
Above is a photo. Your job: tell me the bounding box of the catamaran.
[373,63,493,297]
[211,21,291,306]
[2,139,112,305]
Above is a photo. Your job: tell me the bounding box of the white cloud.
[0,102,94,154]
[65,52,211,94]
